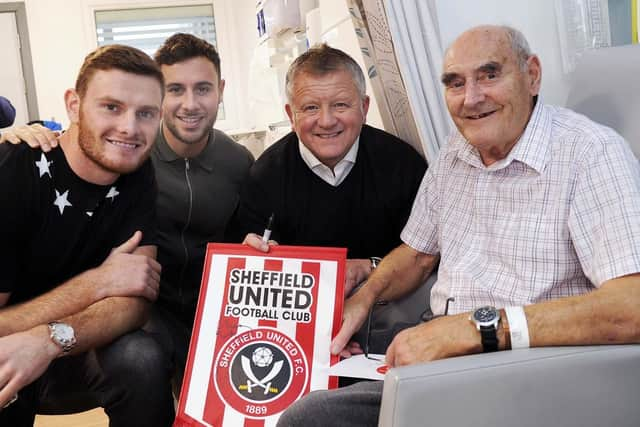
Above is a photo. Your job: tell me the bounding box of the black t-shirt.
[0,143,157,305]
[227,125,427,259]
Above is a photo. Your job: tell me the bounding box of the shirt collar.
[450,98,552,173]
[154,123,217,172]
[298,136,359,186]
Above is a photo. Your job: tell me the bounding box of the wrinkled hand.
[0,326,58,410]
[344,259,372,296]
[336,340,364,359]
[0,124,59,151]
[91,231,161,302]
[385,312,482,367]
[330,289,373,356]
[242,233,278,253]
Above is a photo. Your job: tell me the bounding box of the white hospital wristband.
[504,306,530,349]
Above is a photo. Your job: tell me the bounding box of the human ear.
[64,89,81,124]
[285,103,296,131]
[526,55,542,96]
[218,78,226,102]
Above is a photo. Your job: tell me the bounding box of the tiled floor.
[34,408,108,427]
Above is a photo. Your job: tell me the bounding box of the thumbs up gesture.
[110,229,144,255]
[92,231,162,302]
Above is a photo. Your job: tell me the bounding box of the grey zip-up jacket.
[152,128,254,325]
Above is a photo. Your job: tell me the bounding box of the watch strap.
[479,325,499,352]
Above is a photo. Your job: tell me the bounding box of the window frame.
[82,0,241,130]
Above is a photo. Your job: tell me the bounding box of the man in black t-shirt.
[0,45,174,426]
[0,34,255,400]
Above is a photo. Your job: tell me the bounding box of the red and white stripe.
[176,244,345,427]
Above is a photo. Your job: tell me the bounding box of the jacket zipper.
[178,158,193,311]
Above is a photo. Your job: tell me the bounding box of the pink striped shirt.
[402,101,640,315]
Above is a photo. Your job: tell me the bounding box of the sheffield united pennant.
[174,243,346,426]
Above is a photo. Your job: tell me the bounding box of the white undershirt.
[298,137,359,186]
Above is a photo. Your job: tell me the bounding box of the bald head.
[445,25,532,72]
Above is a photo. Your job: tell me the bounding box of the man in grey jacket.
[148,33,254,396]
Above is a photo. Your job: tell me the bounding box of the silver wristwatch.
[48,321,77,354]
[370,256,382,270]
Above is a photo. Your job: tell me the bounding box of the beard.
[77,109,149,175]
[163,111,217,146]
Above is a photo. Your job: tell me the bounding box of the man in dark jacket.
[230,44,427,300]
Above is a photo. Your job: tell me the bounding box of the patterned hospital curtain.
[383,0,452,164]
[346,0,425,158]
[347,0,452,164]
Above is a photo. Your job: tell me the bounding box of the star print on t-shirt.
[53,189,72,214]
[106,186,120,202]
[35,152,52,178]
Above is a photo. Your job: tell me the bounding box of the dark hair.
[75,44,163,98]
[154,33,221,79]
[285,43,366,102]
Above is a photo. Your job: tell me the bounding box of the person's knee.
[276,390,329,427]
[98,330,172,387]
[93,330,175,426]
[278,381,383,427]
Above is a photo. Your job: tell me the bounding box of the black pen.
[262,213,274,244]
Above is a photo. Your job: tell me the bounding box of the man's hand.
[0,325,59,409]
[89,231,161,302]
[0,124,59,151]
[336,341,364,359]
[385,312,482,367]
[242,233,278,253]
[344,259,372,296]
[330,288,374,356]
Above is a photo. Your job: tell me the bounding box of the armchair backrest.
[565,44,640,158]
[379,345,640,427]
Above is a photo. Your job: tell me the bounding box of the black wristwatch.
[470,306,500,352]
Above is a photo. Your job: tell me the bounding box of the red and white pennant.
[175,244,346,427]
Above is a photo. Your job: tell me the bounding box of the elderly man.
[229,44,426,298]
[0,45,173,426]
[276,25,640,427]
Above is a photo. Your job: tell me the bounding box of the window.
[95,4,224,120]
[555,0,639,72]
[95,5,216,55]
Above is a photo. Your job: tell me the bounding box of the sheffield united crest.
[214,328,308,417]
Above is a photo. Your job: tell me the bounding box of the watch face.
[472,306,498,324]
[56,324,75,342]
